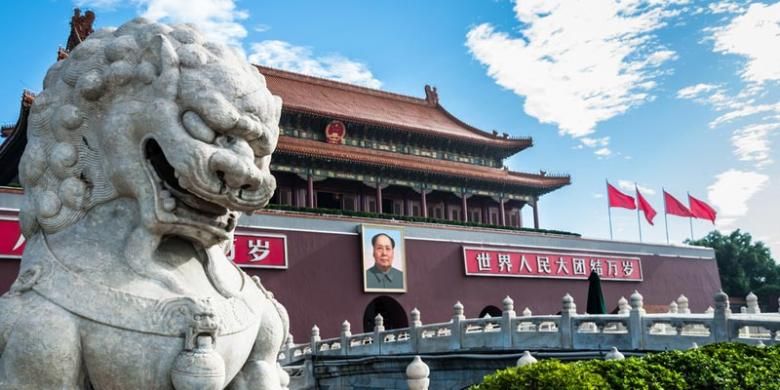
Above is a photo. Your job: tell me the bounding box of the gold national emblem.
[325,120,346,144]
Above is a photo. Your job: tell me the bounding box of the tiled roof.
[275,136,569,192]
[258,66,531,151]
[0,91,33,186]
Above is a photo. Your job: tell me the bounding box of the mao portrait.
[361,224,406,293]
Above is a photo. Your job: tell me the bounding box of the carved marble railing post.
[310,325,321,356]
[410,308,421,352]
[451,302,465,350]
[502,296,515,347]
[409,307,422,353]
[285,333,295,353]
[618,297,629,315]
[560,293,575,348]
[629,290,645,350]
[677,295,690,314]
[604,346,625,360]
[374,314,385,354]
[406,356,430,390]
[411,308,422,328]
[746,292,760,314]
[668,301,678,314]
[712,291,730,342]
[516,351,537,367]
[340,320,351,356]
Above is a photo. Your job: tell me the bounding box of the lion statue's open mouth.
[145,138,237,235]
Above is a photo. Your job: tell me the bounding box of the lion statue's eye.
[182,111,216,144]
[249,139,270,158]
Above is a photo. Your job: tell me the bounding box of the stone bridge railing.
[279,291,780,366]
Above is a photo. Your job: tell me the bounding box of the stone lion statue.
[0,18,289,389]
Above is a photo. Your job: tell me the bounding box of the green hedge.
[472,343,780,390]
[264,204,580,237]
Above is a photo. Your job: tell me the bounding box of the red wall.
[0,260,19,292]
[246,229,721,340]
[0,229,721,341]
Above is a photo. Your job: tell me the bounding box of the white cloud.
[731,122,779,167]
[676,83,719,99]
[75,0,122,9]
[617,180,656,195]
[248,40,381,89]
[708,1,745,15]
[581,136,610,148]
[466,0,681,140]
[709,102,780,128]
[682,5,780,170]
[711,2,780,84]
[134,0,249,47]
[708,169,769,227]
[254,24,271,33]
[595,148,612,157]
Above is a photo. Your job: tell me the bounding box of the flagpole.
[689,218,694,240]
[687,192,694,240]
[635,183,642,243]
[606,179,613,240]
[663,187,670,244]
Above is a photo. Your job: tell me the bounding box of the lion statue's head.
[19,18,281,247]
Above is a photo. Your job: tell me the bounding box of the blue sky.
[1,0,778,258]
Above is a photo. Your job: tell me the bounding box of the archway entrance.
[479,305,502,318]
[362,296,408,332]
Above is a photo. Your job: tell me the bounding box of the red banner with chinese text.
[463,247,642,281]
[0,217,25,258]
[0,212,286,269]
[227,229,288,269]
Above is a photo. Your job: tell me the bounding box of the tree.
[686,230,779,302]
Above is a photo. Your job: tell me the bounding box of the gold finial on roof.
[424,85,438,105]
[66,8,96,52]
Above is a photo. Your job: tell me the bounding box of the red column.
[499,198,506,226]
[376,185,383,214]
[533,197,540,229]
[307,174,314,208]
[462,194,468,222]
[518,205,524,228]
[421,190,428,218]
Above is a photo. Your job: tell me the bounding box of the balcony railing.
[278,291,780,365]
[263,204,580,236]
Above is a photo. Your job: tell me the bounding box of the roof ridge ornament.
[424,85,438,106]
[66,8,95,53]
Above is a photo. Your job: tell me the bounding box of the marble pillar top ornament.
[0,17,289,390]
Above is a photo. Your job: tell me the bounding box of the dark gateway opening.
[362,296,408,332]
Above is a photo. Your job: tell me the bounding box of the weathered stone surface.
[0,18,287,389]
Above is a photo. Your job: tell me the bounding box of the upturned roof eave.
[256,65,532,151]
[0,91,33,186]
[273,136,569,193]
[280,105,532,151]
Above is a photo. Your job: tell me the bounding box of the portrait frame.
[361,224,407,293]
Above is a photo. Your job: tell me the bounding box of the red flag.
[608,183,636,209]
[636,188,656,225]
[664,191,692,217]
[689,194,717,224]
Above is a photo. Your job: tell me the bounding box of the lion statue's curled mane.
[1,18,289,390]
